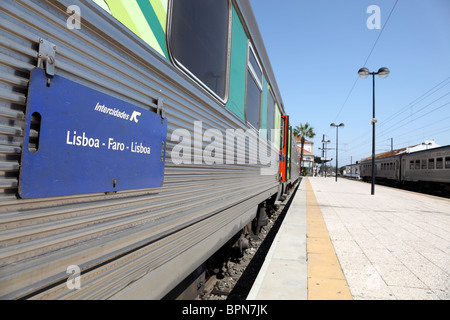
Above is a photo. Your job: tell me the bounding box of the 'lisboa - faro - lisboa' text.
[66,131,151,155]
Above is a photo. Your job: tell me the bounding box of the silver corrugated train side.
[0,0,296,299]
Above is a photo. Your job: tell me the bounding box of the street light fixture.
[358,67,390,195]
[330,123,344,182]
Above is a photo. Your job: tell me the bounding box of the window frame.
[244,42,263,130]
[247,43,263,90]
[415,160,420,170]
[166,0,233,104]
[445,157,450,169]
[436,157,443,169]
[421,159,427,170]
[428,158,435,169]
[266,89,275,142]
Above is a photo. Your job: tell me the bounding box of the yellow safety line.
[306,178,352,300]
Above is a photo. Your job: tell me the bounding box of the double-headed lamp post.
[358,67,390,195]
[330,123,344,182]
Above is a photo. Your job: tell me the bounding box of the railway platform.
[247,177,450,300]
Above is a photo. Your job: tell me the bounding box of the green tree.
[294,122,316,175]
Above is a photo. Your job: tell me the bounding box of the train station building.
[296,137,315,176]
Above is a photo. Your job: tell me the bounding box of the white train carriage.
[344,163,360,179]
[400,145,450,189]
[359,145,450,196]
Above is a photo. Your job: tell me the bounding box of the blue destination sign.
[19,68,167,198]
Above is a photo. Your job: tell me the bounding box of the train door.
[401,158,406,182]
[287,126,292,181]
[279,115,288,182]
[395,159,399,180]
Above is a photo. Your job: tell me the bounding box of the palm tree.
[294,122,316,175]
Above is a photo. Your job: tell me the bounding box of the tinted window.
[436,157,443,169]
[267,92,275,140]
[248,49,262,85]
[245,70,261,129]
[421,160,427,169]
[169,0,229,100]
[415,160,420,169]
[428,158,434,169]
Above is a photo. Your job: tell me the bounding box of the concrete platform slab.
[247,176,450,300]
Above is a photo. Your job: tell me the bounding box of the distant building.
[295,137,314,175]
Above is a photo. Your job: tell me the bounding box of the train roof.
[359,147,409,162]
[359,144,450,163]
[401,144,450,156]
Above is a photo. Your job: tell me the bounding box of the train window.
[267,90,275,141]
[410,161,414,169]
[445,157,450,169]
[436,157,443,169]
[169,0,230,101]
[421,160,427,169]
[248,46,262,85]
[428,158,435,169]
[415,160,420,169]
[245,44,262,129]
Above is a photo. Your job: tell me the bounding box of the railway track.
[198,181,300,300]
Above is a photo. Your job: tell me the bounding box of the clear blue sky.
[249,0,450,165]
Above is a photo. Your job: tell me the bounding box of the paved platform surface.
[247,178,308,300]
[247,177,450,300]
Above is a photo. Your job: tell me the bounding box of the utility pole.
[321,134,325,177]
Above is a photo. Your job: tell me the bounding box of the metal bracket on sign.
[37,38,57,80]
[157,98,166,120]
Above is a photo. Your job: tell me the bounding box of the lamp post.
[330,123,344,182]
[358,67,390,195]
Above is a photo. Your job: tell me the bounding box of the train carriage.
[0,0,299,299]
[359,145,450,196]
[400,145,450,194]
[375,155,399,183]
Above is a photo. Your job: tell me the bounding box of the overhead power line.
[362,0,399,66]
[342,77,450,157]
[378,77,450,128]
[330,0,399,125]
